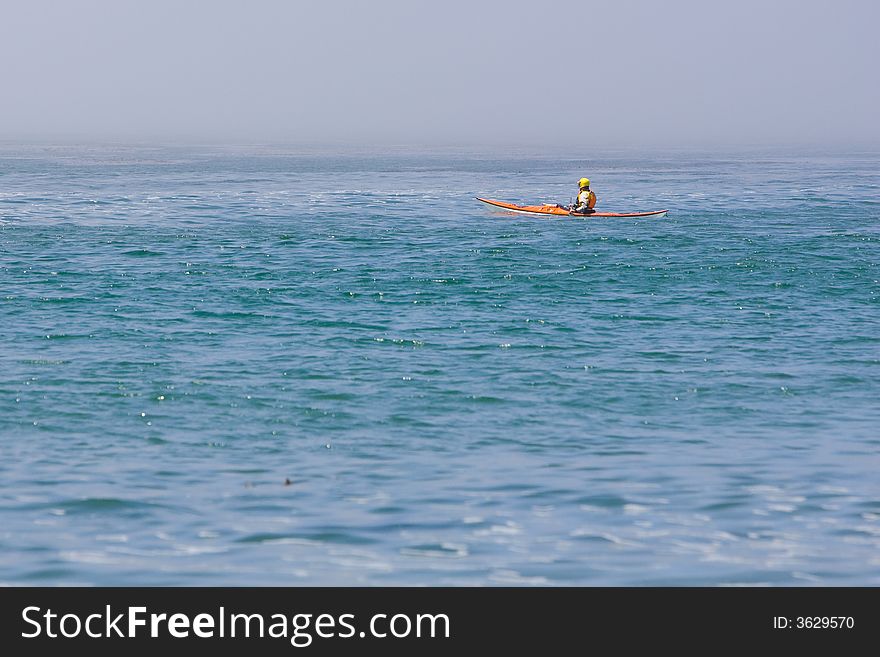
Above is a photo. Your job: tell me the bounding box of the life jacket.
[578,189,597,209]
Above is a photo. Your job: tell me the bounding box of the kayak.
[476,197,668,218]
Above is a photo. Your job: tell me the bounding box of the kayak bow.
[476,197,668,218]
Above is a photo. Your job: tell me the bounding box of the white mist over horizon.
[2,0,878,150]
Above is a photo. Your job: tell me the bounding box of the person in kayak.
[571,178,597,214]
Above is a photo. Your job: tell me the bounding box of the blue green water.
[1,146,878,585]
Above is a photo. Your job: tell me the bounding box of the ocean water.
[1,145,878,586]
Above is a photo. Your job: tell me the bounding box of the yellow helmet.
[578,177,590,188]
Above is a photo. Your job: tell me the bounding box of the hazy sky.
[2,0,878,148]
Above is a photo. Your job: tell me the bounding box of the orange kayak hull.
[476,197,668,218]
